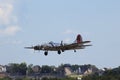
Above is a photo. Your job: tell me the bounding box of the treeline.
[82,66,120,80]
[1,63,120,80]
[5,62,98,76]
[2,63,98,80]
[0,77,76,80]
[6,62,27,75]
[6,62,64,76]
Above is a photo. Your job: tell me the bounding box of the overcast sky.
[0,0,120,68]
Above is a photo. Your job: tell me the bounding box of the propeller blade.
[24,47,34,49]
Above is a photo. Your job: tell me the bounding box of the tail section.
[74,34,82,43]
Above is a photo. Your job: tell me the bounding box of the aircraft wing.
[79,41,91,44]
[57,41,91,51]
[24,41,91,51]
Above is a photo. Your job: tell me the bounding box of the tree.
[7,63,19,75]
[41,65,53,73]
[19,62,27,75]
[27,64,34,75]
[82,66,120,80]
[6,62,27,75]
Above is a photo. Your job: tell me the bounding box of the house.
[64,67,72,76]
[0,65,7,78]
[0,65,6,72]
[84,68,93,75]
[32,65,41,73]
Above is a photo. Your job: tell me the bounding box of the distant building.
[0,73,7,78]
[0,65,6,72]
[64,67,72,76]
[32,65,41,73]
[0,65,7,78]
[84,68,93,75]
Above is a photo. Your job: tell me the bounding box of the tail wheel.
[58,50,61,54]
[61,50,64,52]
[44,51,48,56]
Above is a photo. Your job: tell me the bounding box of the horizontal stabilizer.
[81,41,91,44]
[83,44,92,46]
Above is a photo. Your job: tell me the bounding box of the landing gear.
[61,50,64,52]
[44,51,48,56]
[74,50,76,52]
[58,50,61,54]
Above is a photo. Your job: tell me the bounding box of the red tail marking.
[76,34,82,43]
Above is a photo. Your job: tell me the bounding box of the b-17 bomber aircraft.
[25,34,91,56]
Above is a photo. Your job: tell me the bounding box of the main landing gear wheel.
[58,50,61,54]
[44,51,48,56]
[74,50,76,52]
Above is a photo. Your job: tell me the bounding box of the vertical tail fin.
[74,34,82,43]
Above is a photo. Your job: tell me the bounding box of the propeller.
[24,45,37,49]
[25,44,43,52]
[25,44,43,53]
[24,46,34,49]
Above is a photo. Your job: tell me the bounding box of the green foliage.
[4,63,120,80]
[27,64,34,75]
[7,62,27,75]
[82,66,120,80]
[71,64,79,71]
[0,77,12,80]
[0,77,76,80]
[19,62,27,75]
[41,77,76,80]
[41,65,53,73]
